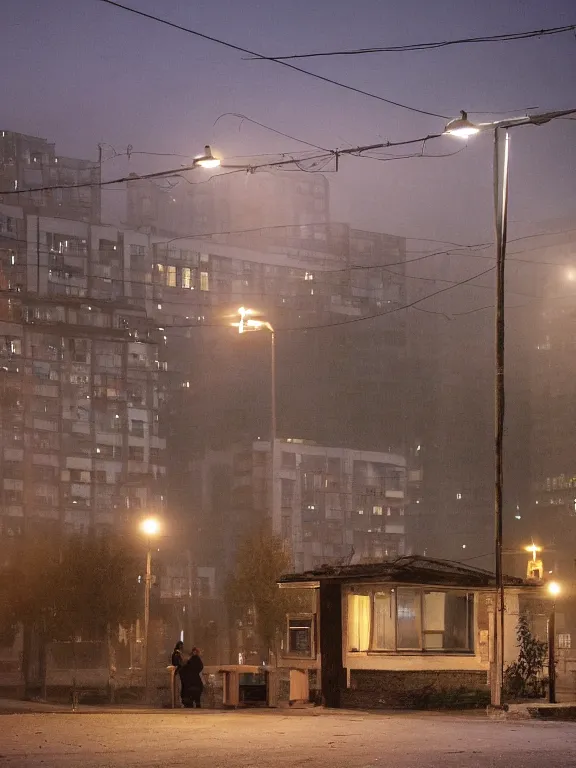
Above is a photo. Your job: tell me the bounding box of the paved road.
[0,710,575,767]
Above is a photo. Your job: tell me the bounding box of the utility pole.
[143,542,152,705]
[548,606,556,704]
[269,328,277,533]
[492,126,510,708]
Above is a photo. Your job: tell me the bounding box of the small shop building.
[278,556,540,708]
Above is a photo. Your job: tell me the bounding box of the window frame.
[285,613,316,659]
[347,585,475,656]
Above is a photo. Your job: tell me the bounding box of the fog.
[1,0,575,618]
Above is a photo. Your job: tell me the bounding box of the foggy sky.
[1,0,575,251]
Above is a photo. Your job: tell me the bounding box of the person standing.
[180,647,204,708]
[171,641,185,705]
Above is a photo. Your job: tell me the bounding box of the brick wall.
[341,669,489,709]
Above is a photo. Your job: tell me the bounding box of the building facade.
[195,439,407,575]
[528,229,576,574]
[0,202,165,539]
[146,219,408,456]
[0,131,101,223]
[126,171,329,240]
[278,556,538,709]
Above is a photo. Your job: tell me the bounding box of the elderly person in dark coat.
[180,647,204,708]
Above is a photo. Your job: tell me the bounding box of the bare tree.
[226,525,311,663]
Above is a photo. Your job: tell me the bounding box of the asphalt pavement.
[0,710,575,767]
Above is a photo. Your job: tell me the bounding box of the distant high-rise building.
[527,228,576,574]
[147,219,408,457]
[126,170,329,240]
[0,202,165,538]
[135,195,410,593]
[194,438,407,575]
[0,131,101,224]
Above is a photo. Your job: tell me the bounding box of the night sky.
[1,0,575,246]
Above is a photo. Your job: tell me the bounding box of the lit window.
[456,493,462,500]
[373,505,383,516]
[181,267,192,289]
[397,588,421,649]
[200,271,209,291]
[167,266,176,287]
[347,593,370,652]
[372,591,395,650]
[349,588,474,654]
[422,591,473,650]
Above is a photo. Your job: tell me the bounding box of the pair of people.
[172,642,204,708]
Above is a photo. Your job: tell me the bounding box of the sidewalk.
[3,695,576,720]
[0,698,208,715]
[505,702,576,721]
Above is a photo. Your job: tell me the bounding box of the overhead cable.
[95,0,448,119]
[248,23,576,61]
[0,132,450,197]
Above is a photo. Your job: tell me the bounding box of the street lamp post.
[547,581,561,704]
[233,308,277,530]
[445,107,576,708]
[139,516,161,705]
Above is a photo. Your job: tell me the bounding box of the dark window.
[281,451,296,469]
[287,616,314,657]
[129,446,144,462]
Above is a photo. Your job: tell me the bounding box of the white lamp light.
[444,111,480,139]
[194,145,221,169]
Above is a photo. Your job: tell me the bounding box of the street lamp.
[547,581,561,704]
[139,516,161,704]
[193,145,221,169]
[232,307,277,530]
[444,110,480,139]
[445,106,576,709]
[525,544,543,580]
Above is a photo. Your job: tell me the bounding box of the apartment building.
[195,439,407,575]
[126,170,329,240]
[0,131,101,223]
[527,229,576,573]
[0,202,165,538]
[146,219,407,448]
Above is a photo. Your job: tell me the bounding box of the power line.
[1,225,574,313]
[279,266,497,331]
[0,254,497,333]
[248,22,576,61]
[95,0,448,119]
[157,265,497,332]
[213,113,329,152]
[0,240,549,306]
[0,130,452,196]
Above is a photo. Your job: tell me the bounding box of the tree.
[0,532,141,697]
[225,526,311,662]
[53,534,141,640]
[503,612,548,699]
